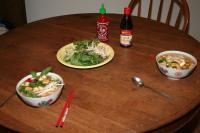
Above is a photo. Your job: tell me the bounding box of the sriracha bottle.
[120,7,133,47]
[97,4,109,42]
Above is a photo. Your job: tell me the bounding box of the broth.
[158,53,195,70]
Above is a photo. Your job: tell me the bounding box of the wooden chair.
[128,0,190,32]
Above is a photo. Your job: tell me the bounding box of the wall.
[187,0,200,41]
[25,0,200,41]
[25,0,130,22]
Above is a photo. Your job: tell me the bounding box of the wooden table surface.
[0,14,200,133]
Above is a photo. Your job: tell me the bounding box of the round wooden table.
[0,14,200,133]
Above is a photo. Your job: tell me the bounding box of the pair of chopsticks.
[55,89,75,127]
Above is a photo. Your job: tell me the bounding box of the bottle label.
[97,22,109,42]
[120,30,133,47]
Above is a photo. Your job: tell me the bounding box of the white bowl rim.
[156,50,198,69]
[16,72,64,99]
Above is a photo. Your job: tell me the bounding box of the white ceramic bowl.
[156,50,197,80]
[16,72,64,107]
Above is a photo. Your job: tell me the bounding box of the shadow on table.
[176,114,200,133]
[0,125,18,133]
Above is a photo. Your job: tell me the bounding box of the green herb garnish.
[19,86,40,98]
[41,66,52,76]
[29,80,45,88]
[30,71,37,78]
[19,66,52,98]
[64,39,106,66]
[158,58,167,63]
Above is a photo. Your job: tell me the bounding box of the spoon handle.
[0,92,16,108]
[144,85,172,100]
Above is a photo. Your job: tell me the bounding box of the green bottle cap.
[99,4,106,14]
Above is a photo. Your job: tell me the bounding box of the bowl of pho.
[16,67,64,107]
[156,50,197,80]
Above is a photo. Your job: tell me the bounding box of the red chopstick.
[55,89,75,127]
[59,108,69,127]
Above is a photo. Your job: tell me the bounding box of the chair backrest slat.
[128,0,190,32]
[174,0,181,7]
[175,9,182,29]
[148,0,153,19]
[138,0,142,17]
[166,0,173,25]
[157,0,164,22]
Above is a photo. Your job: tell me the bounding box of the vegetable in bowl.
[64,39,108,66]
[16,67,64,107]
[19,67,62,98]
[157,54,195,70]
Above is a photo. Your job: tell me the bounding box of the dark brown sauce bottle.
[120,7,133,47]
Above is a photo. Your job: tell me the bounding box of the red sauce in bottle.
[97,4,109,42]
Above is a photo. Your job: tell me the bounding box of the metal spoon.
[132,76,171,100]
